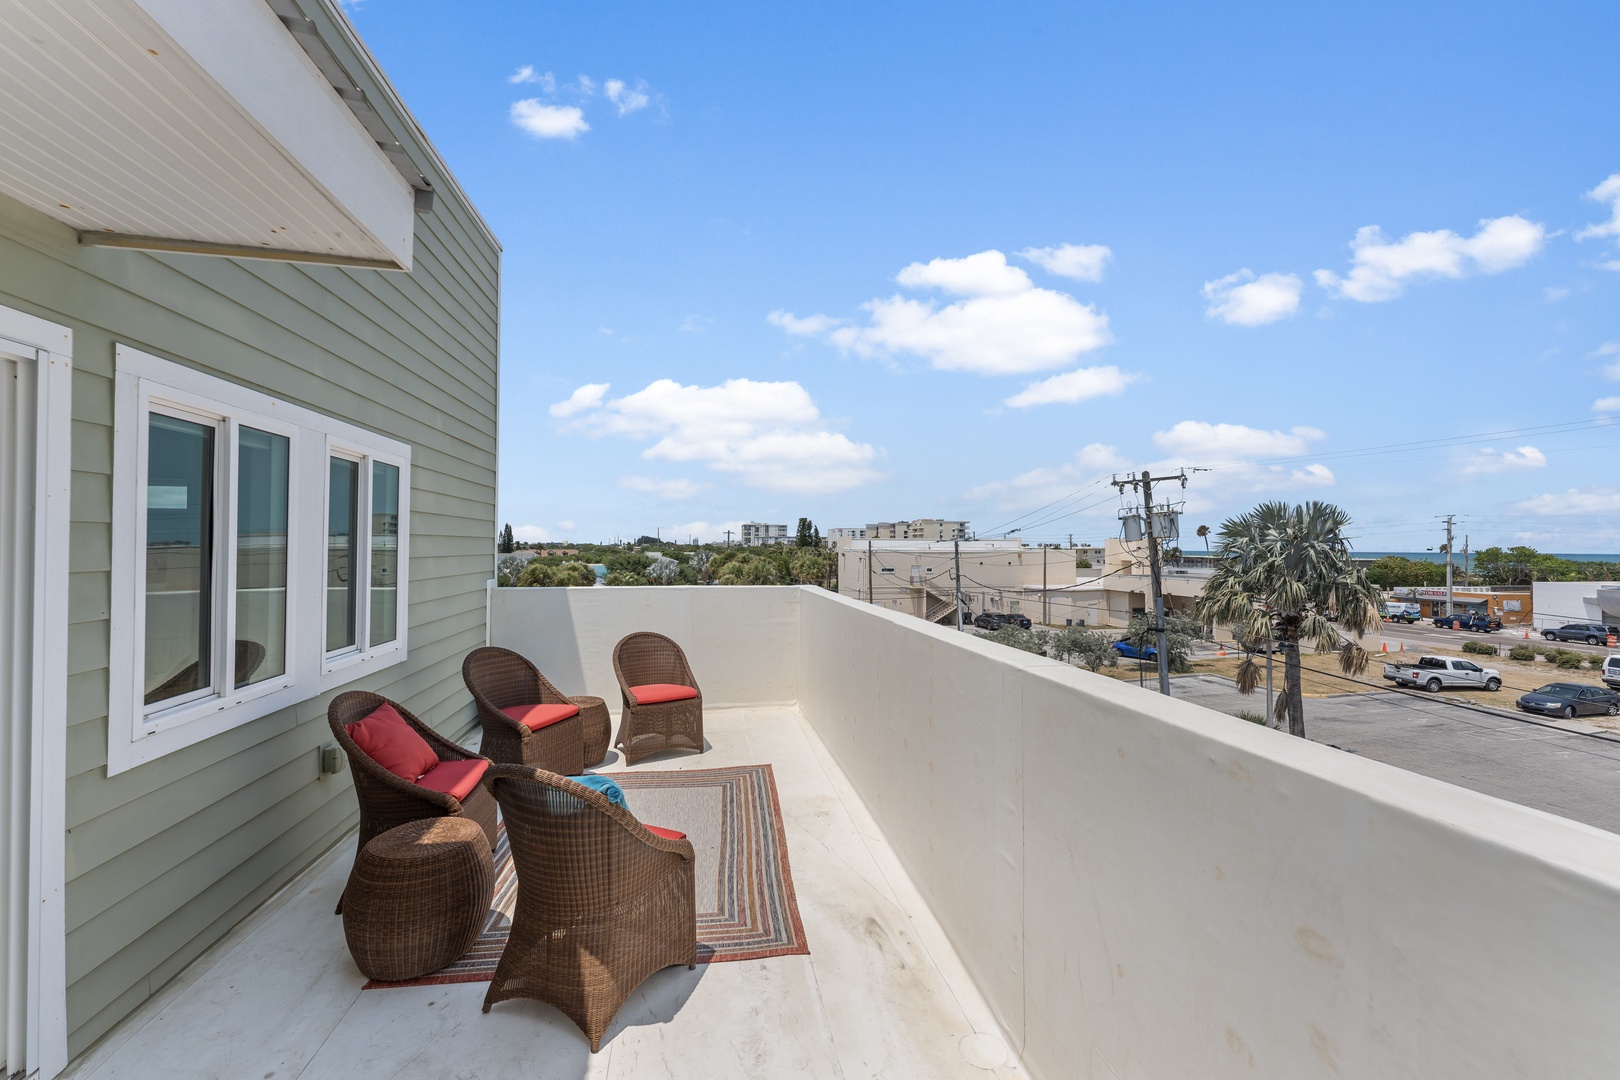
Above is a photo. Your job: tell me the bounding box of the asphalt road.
[1169,674,1620,835]
[1380,619,1616,657]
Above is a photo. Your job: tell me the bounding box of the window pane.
[370,461,400,646]
[145,414,214,705]
[327,457,359,652]
[236,428,288,687]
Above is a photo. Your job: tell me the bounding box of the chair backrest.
[613,632,694,690]
[462,646,549,711]
[486,764,659,919]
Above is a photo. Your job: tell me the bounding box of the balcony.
[64,586,1620,1077]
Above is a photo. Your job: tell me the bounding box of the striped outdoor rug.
[364,763,808,989]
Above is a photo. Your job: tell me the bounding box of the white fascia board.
[135,0,415,270]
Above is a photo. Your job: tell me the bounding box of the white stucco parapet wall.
[490,584,1620,1079]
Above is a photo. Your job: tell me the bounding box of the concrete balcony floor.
[62,706,1026,1080]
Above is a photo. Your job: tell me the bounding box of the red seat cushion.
[644,825,687,841]
[414,758,489,802]
[346,703,439,782]
[501,702,581,731]
[628,683,699,705]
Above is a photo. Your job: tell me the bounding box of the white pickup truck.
[1382,655,1502,692]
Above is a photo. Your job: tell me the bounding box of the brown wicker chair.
[481,763,697,1051]
[328,690,497,913]
[612,632,704,765]
[461,646,585,773]
[144,639,267,705]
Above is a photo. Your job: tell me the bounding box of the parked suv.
[1542,623,1619,645]
[974,611,1032,630]
[1602,655,1620,690]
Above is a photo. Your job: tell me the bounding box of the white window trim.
[318,436,410,688]
[109,344,411,775]
[0,304,71,1080]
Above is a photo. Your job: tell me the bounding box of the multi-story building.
[827,526,867,543]
[740,521,791,546]
[860,519,970,542]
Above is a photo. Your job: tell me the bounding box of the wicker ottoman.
[570,694,613,767]
[342,817,494,982]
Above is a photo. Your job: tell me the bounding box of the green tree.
[1123,612,1205,674]
[1194,501,1381,738]
[795,517,821,547]
[1048,627,1117,671]
[1196,524,1210,553]
[788,546,834,587]
[1364,555,1445,588]
[498,523,515,554]
[983,626,1049,654]
[646,555,680,584]
[715,552,783,585]
[603,569,644,586]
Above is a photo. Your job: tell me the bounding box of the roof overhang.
[0,0,418,269]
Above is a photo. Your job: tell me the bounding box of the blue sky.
[348,1,1620,552]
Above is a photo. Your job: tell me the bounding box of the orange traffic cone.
[1217,647,1226,657]
[1381,642,1387,652]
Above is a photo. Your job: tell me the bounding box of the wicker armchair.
[461,646,585,773]
[145,639,267,705]
[612,632,704,765]
[328,691,497,913]
[481,764,697,1051]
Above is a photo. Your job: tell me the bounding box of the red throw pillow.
[415,758,489,802]
[644,825,687,841]
[628,683,699,705]
[501,702,581,731]
[346,703,439,781]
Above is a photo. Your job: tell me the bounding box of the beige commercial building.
[863,518,970,541]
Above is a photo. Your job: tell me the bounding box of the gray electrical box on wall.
[320,744,346,776]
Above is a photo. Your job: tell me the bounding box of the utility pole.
[724,528,733,548]
[1042,546,1048,627]
[867,539,875,605]
[1462,534,1470,587]
[954,539,964,631]
[1443,514,1455,616]
[1111,469,1189,697]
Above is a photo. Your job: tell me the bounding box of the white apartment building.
[861,518,970,541]
[826,527,867,543]
[740,521,791,546]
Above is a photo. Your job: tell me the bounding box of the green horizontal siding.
[0,35,501,1054]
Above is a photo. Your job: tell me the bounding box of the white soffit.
[0,0,415,269]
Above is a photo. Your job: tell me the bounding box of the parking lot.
[1170,674,1620,835]
[1380,619,1615,658]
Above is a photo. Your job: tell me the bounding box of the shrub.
[1508,645,1536,662]
[1462,641,1496,656]
[603,570,644,587]
[1233,711,1268,725]
[1556,652,1586,670]
[1048,627,1117,671]
[1589,655,1608,669]
[983,626,1050,655]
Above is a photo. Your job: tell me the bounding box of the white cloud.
[621,476,706,500]
[1289,464,1336,486]
[508,66,555,91]
[679,315,711,334]
[604,78,651,115]
[1577,174,1620,252]
[767,310,843,336]
[1596,342,1620,357]
[558,520,576,533]
[1151,421,1325,462]
[1015,243,1112,282]
[1513,487,1620,515]
[1202,270,1304,326]
[549,383,610,417]
[1461,445,1547,475]
[1003,365,1135,408]
[966,443,1126,505]
[511,524,551,543]
[574,75,597,96]
[1593,397,1620,413]
[1545,286,1571,302]
[1314,215,1545,302]
[562,378,882,494]
[777,250,1110,376]
[895,250,1032,295]
[511,99,588,140]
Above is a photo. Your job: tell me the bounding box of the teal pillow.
[569,773,627,808]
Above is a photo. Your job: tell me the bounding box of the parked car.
[1603,655,1620,691]
[1112,640,1158,661]
[1516,682,1620,719]
[1542,623,1620,645]
[1431,613,1502,632]
[1383,655,1501,692]
[973,611,1031,630]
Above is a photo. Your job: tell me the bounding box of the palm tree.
[1194,501,1381,737]
[1196,523,1210,553]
